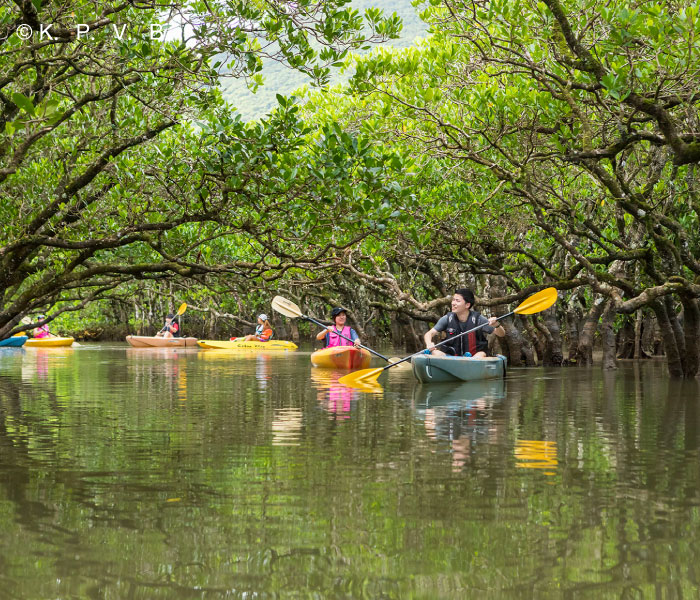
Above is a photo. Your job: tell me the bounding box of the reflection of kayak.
[126,336,198,348]
[0,336,28,347]
[126,347,198,359]
[412,354,506,383]
[311,346,371,370]
[25,337,74,347]
[413,380,505,449]
[197,339,297,350]
[413,379,506,408]
[197,349,279,361]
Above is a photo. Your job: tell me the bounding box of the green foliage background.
[221,0,426,120]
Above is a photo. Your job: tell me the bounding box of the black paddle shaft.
[303,314,393,362]
[378,311,513,372]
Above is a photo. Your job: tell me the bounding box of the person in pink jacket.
[315,307,361,348]
[33,315,54,339]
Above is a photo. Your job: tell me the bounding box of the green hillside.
[221,0,426,120]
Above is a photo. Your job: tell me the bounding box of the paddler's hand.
[426,342,436,353]
[489,317,505,335]
[353,339,361,348]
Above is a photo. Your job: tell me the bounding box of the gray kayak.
[411,354,507,383]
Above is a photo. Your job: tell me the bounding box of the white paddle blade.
[388,358,411,369]
[271,296,302,319]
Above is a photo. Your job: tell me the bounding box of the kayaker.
[156,313,180,338]
[243,314,273,342]
[33,315,54,339]
[424,288,505,358]
[316,307,362,348]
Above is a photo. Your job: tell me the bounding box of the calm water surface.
[0,344,699,598]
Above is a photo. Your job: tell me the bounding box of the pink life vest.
[326,326,354,347]
[34,324,51,339]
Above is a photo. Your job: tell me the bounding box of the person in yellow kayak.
[156,313,180,338]
[316,307,362,348]
[33,315,55,339]
[242,314,273,342]
[424,288,505,358]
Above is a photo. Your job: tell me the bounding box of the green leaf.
[12,92,35,116]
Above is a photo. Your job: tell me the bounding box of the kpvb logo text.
[14,23,167,42]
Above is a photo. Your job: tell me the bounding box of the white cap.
[258,314,268,321]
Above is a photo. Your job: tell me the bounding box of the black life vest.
[443,311,488,356]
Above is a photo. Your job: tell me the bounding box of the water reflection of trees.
[1,355,699,597]
[506,365,700,596]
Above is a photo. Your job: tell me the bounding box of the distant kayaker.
[424,288,505,358]
[33,315,54,339]
[157,313,180,338]
[242,314,273,342]
[316,307,361,348]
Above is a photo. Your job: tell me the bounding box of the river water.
[0,344,698,598]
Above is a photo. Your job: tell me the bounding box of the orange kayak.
[126,336,198,348]
[310,346,371,370]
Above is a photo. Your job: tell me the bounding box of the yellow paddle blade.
[338,367,385,387]
[513,287,557,315]
[271,295,302,319]
[176,303,187,316]
[352,381,385,395]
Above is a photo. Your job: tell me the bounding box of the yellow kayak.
[25,337,75,347]
[310,346,371,370]
[198,339,298,350]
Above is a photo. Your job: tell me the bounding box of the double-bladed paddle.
[159,303,187,333]
[271,296,401,364]
[338,287,558,387]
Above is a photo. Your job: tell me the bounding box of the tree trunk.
[640,311,661,356]
[680,295,700,378]
[601,301,618,370]
[540,310,564,366]
[564,291,585,363]
[616,316,635,359]
[404,317,423,353]
[664,295,689,375]
[651,299,684,378]
[505,317,536,366]
[522,318,545,364]
[289,319,299,343]
[392,312,423,353]
[565,308,580,363]
[633,310,643,359]
[572,296,607,366]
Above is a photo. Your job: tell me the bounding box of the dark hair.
[331,307,347,319]
[454,288,476,307]
[166,313,175,319]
